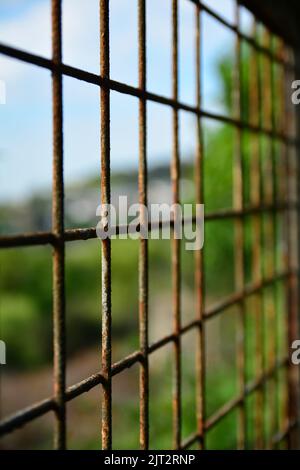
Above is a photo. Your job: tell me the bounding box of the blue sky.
[0,0,252,202]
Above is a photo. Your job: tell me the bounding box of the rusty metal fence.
[0,0,299,450]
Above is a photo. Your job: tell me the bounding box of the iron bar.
[253,20,266,449]
[234,2,246,449]
[0,43,298,146]
[270,32,281,447]
[261,27,277,449]
[171,0,182,450]
[181,356,289,449]
[194,1,205,450]
[283,45,300,449]
[0,252,295,440]
[1,203,298,250]
[138,0,149,450]
[51,0,66,450]
[100,0,112,450]
[0,0,298,451]
[0,0,297,72]
[0,341,289,441]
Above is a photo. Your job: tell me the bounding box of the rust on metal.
[233,2,246,449]
[261,27,277,448]
[249,19,264,449]
[138,0,149,450]
[0,0,299,451]
[171,0,182,450]
[100,0,112,450]
[51,0,66,450]
[282,45,300,449]
[194,2,205,449]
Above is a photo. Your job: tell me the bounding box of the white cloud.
[0,0,245,201]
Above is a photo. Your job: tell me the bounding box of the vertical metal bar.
[138,0,149,450]
[290,50,300,450]
[234,2,246,449]
[278,39,290,442]
[295,46,300,452]
[262,29,277,447]
[249,19,263,449]
[100,0,112,450]
[258,25,268,451]
[195,2,205,449]
[270,33,280,447]
[283,47,299,450]
[171,0,181,450]
[285,83,296,452]
[51,0,66,450]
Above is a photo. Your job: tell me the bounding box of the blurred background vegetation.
[0,42,290,450]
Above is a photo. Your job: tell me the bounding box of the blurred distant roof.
[241,0,300,47]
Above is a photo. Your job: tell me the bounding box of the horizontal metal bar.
[0,42,53,68]
[2,1,295,75]
[205,271,292,321]
[111,351,143,376]
[154,269,294,346]
[181,356,289,449]
[208,356,288,428]
[0,398,55,436]
[0,370,106,436]
[1,0,298,450]
[271,420,297,446]
[180,432,199,450]
[148,333,176,354]
[0,267,295,436]
[188,0,297,69]
[0,232,56,248]
[0,353,141,436]
[0,42,298,146]
[0,265,292,437]
[1,203,298,249]
[0,348,287,439]
[0,350,143,437]
[205,203,299,221]
[205,395,243,431]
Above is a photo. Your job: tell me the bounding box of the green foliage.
[0,44,288,450]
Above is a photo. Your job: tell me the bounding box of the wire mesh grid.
[0,0,299,450]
